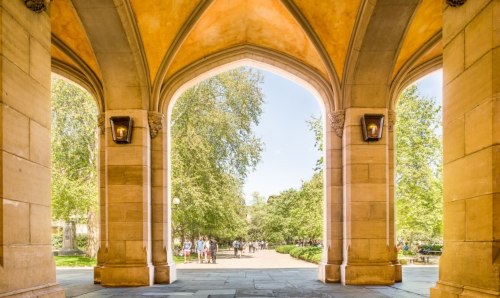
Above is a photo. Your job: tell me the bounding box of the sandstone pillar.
[99,110,154,286]
[150,112,176,284]
[94,115,106,284]
[0,1,64,296]
[387,111,401,282]
[319,111,344,282]
[341,108,395,285]
[431,0,500,296]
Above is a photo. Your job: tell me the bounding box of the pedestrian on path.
[233,239,240,257]
[203,238,210,263]
[183,239,192,263]
[209,238,218,264]
[239,240,245,258]
[195,237,204,263]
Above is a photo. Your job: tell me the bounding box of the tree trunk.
[86,211,98,257]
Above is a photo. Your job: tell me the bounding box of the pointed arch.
[280,0,341,102]
[71,0,151,110]
[51,34,104,112]
[151,0,213,110]
[342,0,421,108]
[158,44,337,114]
[389,32,442,110]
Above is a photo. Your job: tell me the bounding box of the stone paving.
[57,249,438,297]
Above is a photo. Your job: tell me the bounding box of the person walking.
[183,239,192,263]
[209,238,218,264]
[232,239,240,257]
[203,237,210,263]
[239,240,245,258]
[195,237,204,264]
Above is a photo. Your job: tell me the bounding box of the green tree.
[51,77,99,256]
[257,116,324,245]
[171,67,264,242]
[247,192,267,240]
[306,115,323,170]
[291,172,323,241]
[395,85,442,245]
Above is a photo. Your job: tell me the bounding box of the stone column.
[0,1,64,296]
[150,112,176,284]
[319,111,344,283]
[100,110,154,286]
[341,108,395,285]
[387,111,401,282]
[431,0,500,296]
[94,114,107,284]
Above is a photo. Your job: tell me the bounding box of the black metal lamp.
[361,114,384,141]
[110,116,133,144]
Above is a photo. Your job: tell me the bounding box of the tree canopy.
[51,77,98,223]
[51,77,99,256]
[170,67,264,241]
[247,116,324,244]
[395,84,443,244]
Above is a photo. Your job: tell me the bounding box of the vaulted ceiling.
[50,0,443,111]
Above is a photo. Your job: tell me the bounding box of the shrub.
[76,234,88,251]
[278,246,322,264]
[52,232,63,250]
[275,245,296,254]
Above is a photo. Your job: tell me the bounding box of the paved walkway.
[57,249,438,297]
[177,249,317,269]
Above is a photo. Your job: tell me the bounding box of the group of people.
[183,237,218,264]
[232,240,267,257]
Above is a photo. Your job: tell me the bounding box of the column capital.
[328,110,345,138]
[446,0,467,7]
[24,0,50,13]
[148,111,165,139]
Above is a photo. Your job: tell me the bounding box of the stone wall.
[0,1,63,296]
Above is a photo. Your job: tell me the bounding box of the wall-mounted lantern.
[110,116,133,144]
[361,114,384,141]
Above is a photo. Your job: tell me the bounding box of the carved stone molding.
[24,0,49,13]
[328,110,345,138]
[148,111,165,139]
[97,114,105,135]
[388,110,396,131]
[446,0,466,7]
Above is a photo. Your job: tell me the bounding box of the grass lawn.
[174,253,201,264]
[55,254,195,266]
[54,255,96,267]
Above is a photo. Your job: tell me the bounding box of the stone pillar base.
[430,281,500,298]
[394,263,402,282]
[101,265,154,287]
[318,262,341,283]
[154,263,177,284]
[342,264,395,285]
[94,266,102,284]
[0,284,65,298]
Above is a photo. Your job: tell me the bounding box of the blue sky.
[243,69,443,203]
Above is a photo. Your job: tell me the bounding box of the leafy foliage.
[248,116,324,244]
[51,77,99,256]
[171,68,264,241]
[395,85,443,244]
[275,245,322,264]
[275,245,296,254]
